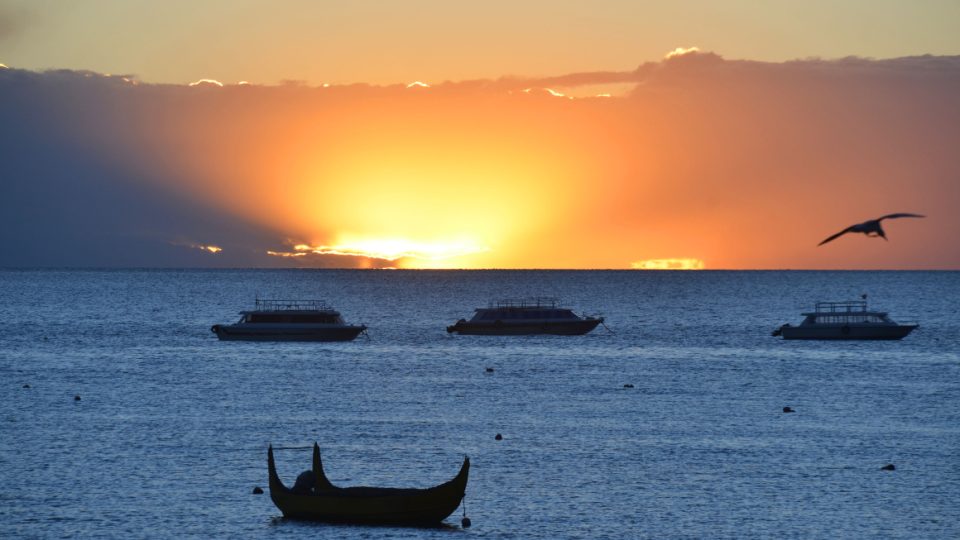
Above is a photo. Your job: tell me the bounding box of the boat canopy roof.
[242,298,339,314]
[481,297,563,310]
[801,300,886,317]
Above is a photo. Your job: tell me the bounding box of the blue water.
[1,270,958,538]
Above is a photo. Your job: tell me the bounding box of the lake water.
[1,270,958,538]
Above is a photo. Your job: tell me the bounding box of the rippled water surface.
[1,270,958,538]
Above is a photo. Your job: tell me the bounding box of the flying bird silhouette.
[818,213,925,246]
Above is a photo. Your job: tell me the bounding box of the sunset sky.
[2,1,959,269]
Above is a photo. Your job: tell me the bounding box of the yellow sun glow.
[287,127,582,268]
[163,89,600,269]
[631,258,704,270]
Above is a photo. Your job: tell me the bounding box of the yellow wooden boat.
[267,443,469,526]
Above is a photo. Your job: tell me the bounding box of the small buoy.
[461,517,472,528]
[74,395,81,401]
[22,384,30,389]
[252,486,264,494]
[485,367,494,373]
[623,383,634,388]
[783,407,795,413]
[881,463,896,471]
[494,433,503,441]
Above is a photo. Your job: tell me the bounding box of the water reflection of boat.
[446,297,603,335]
[211,299,366,341]
[772,299,917,340]
[267,443,469,526]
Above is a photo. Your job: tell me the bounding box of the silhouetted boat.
[446,297,603,335]
[267,443,469,526]
[211,299,366,341]
[772,299,917,340]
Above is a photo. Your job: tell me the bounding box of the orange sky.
[3,2,960,269]
[3,50,955,269]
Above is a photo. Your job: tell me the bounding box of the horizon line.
[2,266,957,272]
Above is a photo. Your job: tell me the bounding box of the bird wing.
[877,213,925,221]
[818,225,856,246]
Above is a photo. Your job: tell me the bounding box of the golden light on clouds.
[631,258,705,270]
[266,250,305,258]
[522,88,572,99]
[183,243,222,253]
[665,46,700,59]
[406,81,431,88]
[188,78,224,87]
[267,237,487,268]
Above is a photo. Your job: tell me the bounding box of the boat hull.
[212,324,366,342]
[780,324,917,340]
[447,319,601,336]
[268,445,468,526]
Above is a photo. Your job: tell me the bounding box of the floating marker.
[495,433,503,441]
[881,464,896,471]
[252,486,264,494]
[783,407,795,413]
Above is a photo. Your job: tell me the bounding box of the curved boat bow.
[267,443,469,526]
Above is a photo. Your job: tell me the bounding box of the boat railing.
[814,300,868,313]
[254,299,333,311]
[492,297,560,309]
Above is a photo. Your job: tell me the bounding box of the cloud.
[2,53,959,269]
[173,241,223,254]
[267,238,488,265]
